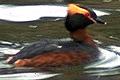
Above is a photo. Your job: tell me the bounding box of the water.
[0,4,120,80]
[0,5,110,22]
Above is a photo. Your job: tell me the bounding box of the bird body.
[6,4,106,67]
[7,38,99,67]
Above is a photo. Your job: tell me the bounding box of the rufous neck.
[70,29,97,47]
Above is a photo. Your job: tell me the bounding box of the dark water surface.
[0,1,120,80]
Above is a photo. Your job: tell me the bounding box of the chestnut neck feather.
[70,29,97,48]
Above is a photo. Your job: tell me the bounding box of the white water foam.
[0,5,67,22]
[0,72,60,80]
[85,46,120,68]
[0,48,20,55]
[0,5,110,22]
[108,46,120,53]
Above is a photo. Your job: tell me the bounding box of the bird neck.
[70,29,97,48]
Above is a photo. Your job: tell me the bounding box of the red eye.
[84,13,90,17]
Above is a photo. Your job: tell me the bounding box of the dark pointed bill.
[89,16,107,24]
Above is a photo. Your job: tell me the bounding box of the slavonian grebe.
[6,4,106,67]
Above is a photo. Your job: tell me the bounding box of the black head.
[65,13,94,32]
[65,4,106,32]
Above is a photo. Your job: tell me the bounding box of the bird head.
[68,4,106,25]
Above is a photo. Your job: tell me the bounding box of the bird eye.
[83,13,90,18]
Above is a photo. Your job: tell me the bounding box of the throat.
[70,29,97,48]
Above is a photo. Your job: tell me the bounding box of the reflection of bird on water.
[6,3,106,67]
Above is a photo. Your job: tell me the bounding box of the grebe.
[6,4,106,67]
